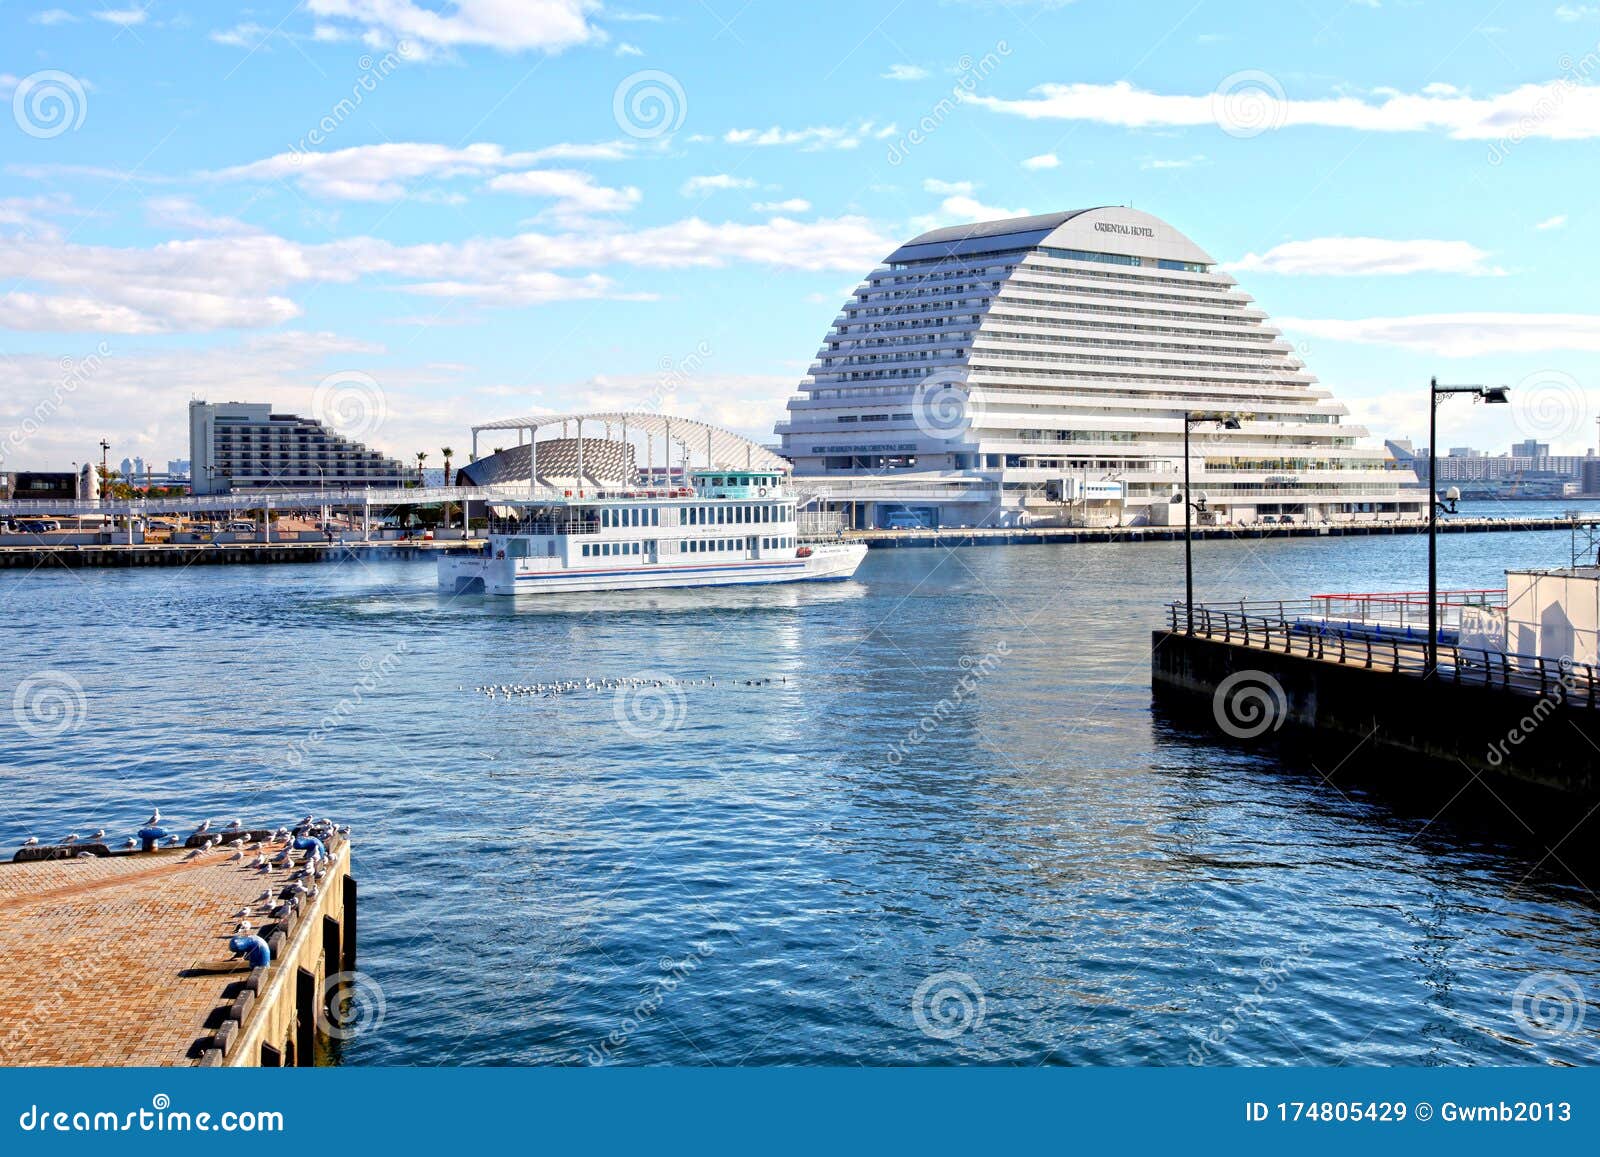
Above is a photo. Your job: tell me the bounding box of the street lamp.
[1182,411,1246,632]
[1426,377,1510,675]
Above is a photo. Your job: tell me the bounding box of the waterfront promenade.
[0,512,1592,568]
[851,512,1596,548]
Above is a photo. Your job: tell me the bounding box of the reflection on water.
[2,525,1598,1066]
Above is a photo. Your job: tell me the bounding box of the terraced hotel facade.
[779,207,1424,529]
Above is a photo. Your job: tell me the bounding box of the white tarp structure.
[1502,568,1600,666]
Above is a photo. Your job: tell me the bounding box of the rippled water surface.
[5,513,1599,1066]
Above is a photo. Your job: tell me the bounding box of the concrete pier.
[852,513,1600,549]
[0,829,356,1066]
[0,540,475,569]
[1151,617,1600,797]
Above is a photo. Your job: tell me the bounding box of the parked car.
[226,520,258,533]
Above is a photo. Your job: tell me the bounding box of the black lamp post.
[1182,411,1245,632]
[1426,377,1510,675]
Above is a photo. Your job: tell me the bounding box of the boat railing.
[488,518,600,536]
[1164,601,1595,706]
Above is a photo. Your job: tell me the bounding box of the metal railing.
[1166,601,1597,706]
[486,517,599,536]
[1179,591,1506,636]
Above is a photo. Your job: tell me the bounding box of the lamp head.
[1446,485,1461,502]
[1481,386,1510,404]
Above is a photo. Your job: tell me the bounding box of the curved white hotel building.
[778,207,1423,528]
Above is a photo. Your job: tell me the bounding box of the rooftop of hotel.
[0,829,347,1067]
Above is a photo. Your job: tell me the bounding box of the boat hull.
[440,543,866,596]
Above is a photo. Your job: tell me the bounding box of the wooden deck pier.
[0,827,357,1066]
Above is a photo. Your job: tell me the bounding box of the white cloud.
[143,196,261,236]
[970,77,1600,140]
[922,178,975,195]
[92,7,148,27]
[211,142,633,201]
[210,23,272,49]
[1536,214,1568,230]
[615,42,643,57]
[680,173,757,196]
[305,0,599,54]
[882,64,929,81]
[1021,152,1059,170]
[1141,154,1206,169]
[0,215,893,333]
[1226,238,1502,277]
[1279,313,1600,356]
[910,195,1028,234]
[724,120,897,151]
[1555,4,1600,20]
[31,9,80,24]
[752,198,811,213]
[0,331,483,470]
[486,169,642,218]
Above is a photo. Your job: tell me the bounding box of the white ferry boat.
[440,466,865,596]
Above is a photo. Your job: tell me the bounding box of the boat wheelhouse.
[440,412,865,596]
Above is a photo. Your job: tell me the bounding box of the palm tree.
[440,446,455,527]
[415,450,428,485]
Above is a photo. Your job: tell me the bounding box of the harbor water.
[5,507,1599,1066]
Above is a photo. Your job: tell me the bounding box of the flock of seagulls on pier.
[12,808,351,864]
[467,673,788,701]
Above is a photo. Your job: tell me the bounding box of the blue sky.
[2,0,1598,471]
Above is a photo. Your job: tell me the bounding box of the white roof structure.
[472,410,787,474]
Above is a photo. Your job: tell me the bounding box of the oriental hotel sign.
[1094,221,1155,238]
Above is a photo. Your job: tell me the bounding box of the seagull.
[123,837,138,849]
[62,833,79,844]
[228,849,246,862]
[235,921,254,934]
[224,818,243,831]
[21,836,38,847]
[145,807,161,826]
[89,828,105,840]
[75,850,95,859]
[193,819,211,835]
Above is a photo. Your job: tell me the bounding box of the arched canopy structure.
[471,410,787,489]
